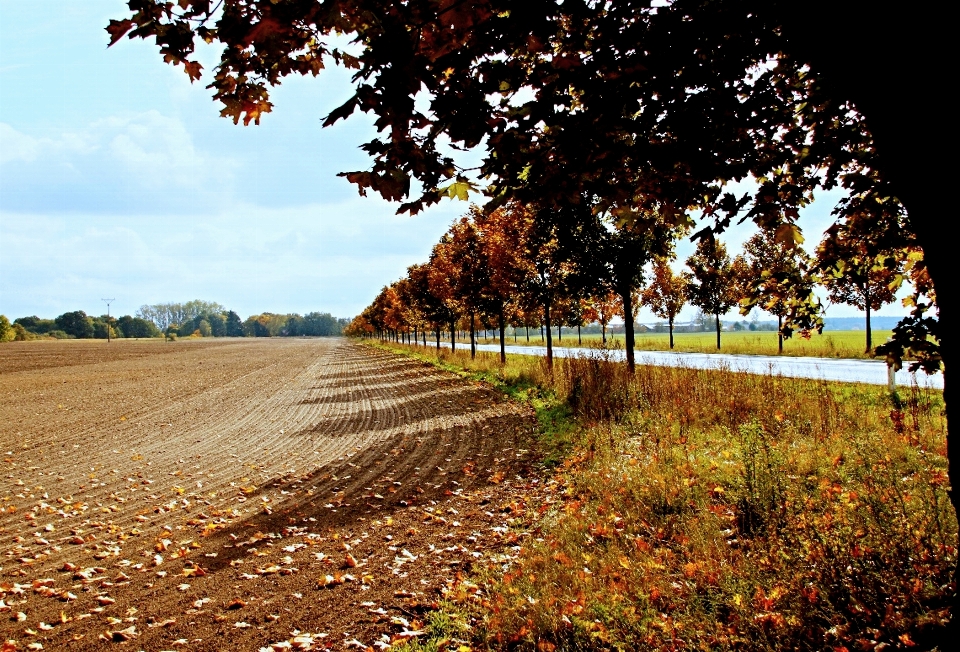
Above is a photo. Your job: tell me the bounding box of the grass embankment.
[372,341,955,651]
[479,329,892,359]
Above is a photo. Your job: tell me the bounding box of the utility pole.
[102,298,115,343]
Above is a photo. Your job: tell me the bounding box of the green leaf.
[441,181,473,201]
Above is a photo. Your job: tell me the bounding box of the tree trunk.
[668,315,674,349]
[621,289,636,373]
[470,311,476,359]
[578,324,581,346]
[450,320,456,352]
[778,315,783,354]
[436,328,441,351]
[499,310,506,364]
[544,302,554,369]
[526,326,529,342]
[601,323,607,345]
[907,197,956,631]
[715,313,721,350]
[558,324,562,342]
[865,284,873,353]
[785,12,954,625]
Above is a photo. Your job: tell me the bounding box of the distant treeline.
[0,300,348,341]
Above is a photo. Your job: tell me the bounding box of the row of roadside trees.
[348,200,922,369]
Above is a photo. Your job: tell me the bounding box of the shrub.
[0,315,13,342]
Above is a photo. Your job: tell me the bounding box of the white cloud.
[0,111,236,213]
[0,122,40,163]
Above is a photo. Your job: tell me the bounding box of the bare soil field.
[0,338,541,651]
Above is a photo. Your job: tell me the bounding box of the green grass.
[367,340,955,651]
[477,329,891,359]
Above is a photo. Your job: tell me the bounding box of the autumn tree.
[395,267,428,346]
[443,216,490,359]
[686,238,737,351]
[817,231,902,354]
[427,238,462,352]
[344,315,374,338]
[735,230,816,353]
[642,259,688,350]
[567,300,590,346]
[520,210,582,370]
[476,202,535,363]
[405,262,449,350]
[595,209,679,372]
[584,292,622,346]
[112,2,957,615]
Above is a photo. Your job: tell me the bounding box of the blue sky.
[0,1,903,323]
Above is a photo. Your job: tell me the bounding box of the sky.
[0,1,907,324]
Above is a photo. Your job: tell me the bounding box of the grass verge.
[477,329,893,359]
[368,340,956,651]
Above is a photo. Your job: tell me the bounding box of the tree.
[445,216,488,359]
[521,211,579,370]
[14,316,55,335]
[596,211,677,373]
[55,311,94,339]
[92,316,118,340]
[225,311,244,337]
[427,237,463,352]
[0,316,13,343]
[583,293,622,346]
[243,315,271,337]
[642,259,688,350]
[206,313,227,337]
[686,238,737,351]
[112,2,957,615]
[405,262,451,350]
[817,226,903,353]
[109,1,948,391]
[476,202,536,363]
[302,312,346,336]
[137,301,227,331]
[116,315,160,338]
[735,231,816,354]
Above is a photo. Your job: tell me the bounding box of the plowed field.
[0,338,541,650]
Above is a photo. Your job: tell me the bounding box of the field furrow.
[0,338,540,650]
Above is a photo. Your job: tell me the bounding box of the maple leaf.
[183,60,202,82]
[105,19,135,46]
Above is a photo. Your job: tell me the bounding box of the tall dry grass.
[375,342,956,650]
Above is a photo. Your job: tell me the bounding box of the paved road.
[465,342,944,390]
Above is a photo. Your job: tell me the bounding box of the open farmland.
[0,339,540,650]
